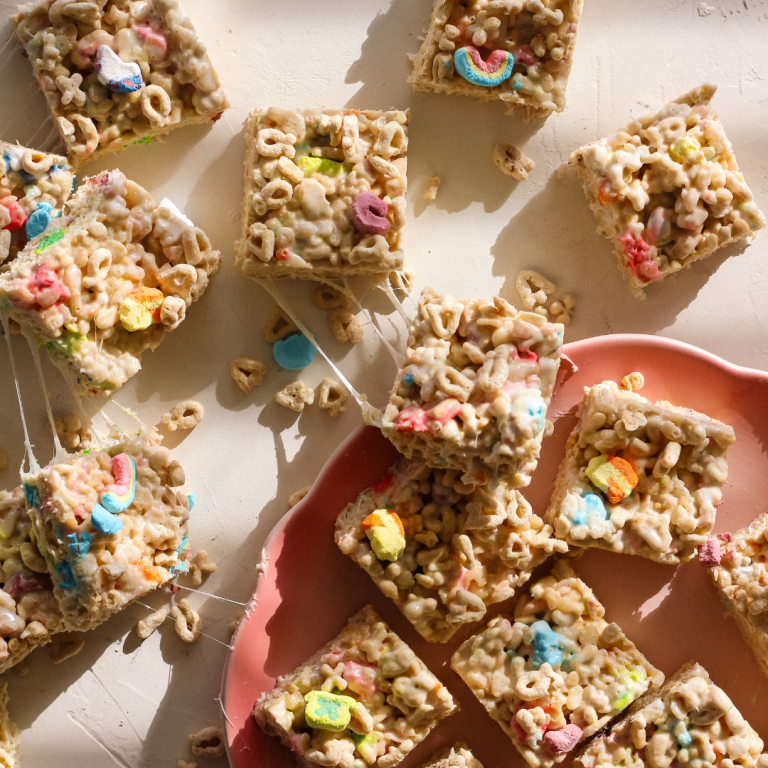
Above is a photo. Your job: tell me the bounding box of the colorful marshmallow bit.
[428,398,462,426]
[612,668,647,711]
[669,135,701,164]
[454,45,515,87]
[26,201,54,240]
[28,265,69,306]
[56,560,78,589]
[272,333,317,370]
[95,45,144,93]
[303,690,357,731]
[586,455,638,504]
[101,453,137,513]
[543,724,583,755]
[2,199,27,231]
[570,493,607,527]
[395,405,428,433]
[169,534,191,575]
[118,287,165,332]
[620,228,662,283]
[297,156,344,177]
[528,620,572,669]
[350,731,381,762]
[361,509,405,562]
[342,660,377,698]
[135,25,168,62]
[350,192,391,236]
[698,537,723,568]
[644,206,674,246]
[90,503,124,535]
[67,531,92,557]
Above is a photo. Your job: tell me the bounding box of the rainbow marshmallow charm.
[454,46,515,87]
[95,45,144,93]
[100,453,137,513]
[586,455,638,504]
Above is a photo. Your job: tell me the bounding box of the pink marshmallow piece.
[716,532,733,543]
[699,537,723,568]
[543,724,583,755]
[350,192,390,236]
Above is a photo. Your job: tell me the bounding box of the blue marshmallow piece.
[90,503,124,535]
[56,561,77,590]
[26,202,53,240]
[186,492,196,511]
[95,45,144,93]
[529,620,570,669]
[67,531,92,557]
[273,333,317,370]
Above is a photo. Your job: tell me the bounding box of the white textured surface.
[0,0,767,766]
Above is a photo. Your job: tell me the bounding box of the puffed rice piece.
[318,378,348,417]
[328,309,364,344]
[276,381,314,412]
[47,631,84,664]
[576,662,766,768]
[517,270,556,309]
[236,108,409,281]
[424,176,441,200]
[452,560,663,768]
[409,0,585,121]
[136,605,170,640]
[51,413,91,451]
[289,485,313,508]
[336,458,567,642]
[568,84,766,298]
[264,304,299,343]
[549,294,575,325]
[312,284,352,310]
[189,726,226,758]
[547,374,735,565]
[0,683,20,767]
[230,357,267,393]
[171,598,202,643]
[494,143,535,181]
[188,551,217,587]
[254,605,456,768]
[161,401,205,432]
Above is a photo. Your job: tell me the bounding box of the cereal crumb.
[328,310,363,344]
[48,632,85,664]
[136,605,169,639]
[189,550,217,587]
[423,175,441,200]
[230,357,266,393]
[228,611,244,634]
[289,485,312,508]
[161,400,204,432]
[620,372,645,392]
[549,294,575,325]
[516,270,555,310]
[264,304,298,343]
[170,599,202,643]
[318,378,348,417]
[189,726,226,757]
[493,142,535,181]
[312,285,351,310]
[276,381,314,412]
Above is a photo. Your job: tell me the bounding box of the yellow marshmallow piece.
[586,455,638,504]
[303,690,357,731]
[361,509,405,562]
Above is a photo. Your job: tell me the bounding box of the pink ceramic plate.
[222,334,768,768]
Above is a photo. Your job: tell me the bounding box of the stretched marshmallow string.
[135,601,232,650]
[377,276,416,326]
[173,585,248,606]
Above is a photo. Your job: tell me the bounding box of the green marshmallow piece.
[297,156,344,177]
[304,690,357,731]
[351,731,380,763]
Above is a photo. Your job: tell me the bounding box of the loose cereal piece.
[171,598,202,643]
[568,84,766,298]
[336,458,567,642]
[419,744,484,768]
[188,550,217,587]
[189,726,226,758]
[22,427,192,631]
[312,284,352,310]
[136,605,170,640]
[0,450,7,470]
[178,762,197,768]
[389,268,415,294]
[494,143,535,180]
[0,141,74,266]
[452,560,663,768]
[575,662,767,768]
[409,0,585,121]
[328,309,364,344]
[11,1,228,169]
[710,513,768,681]
[289,485,312,508]
[620,371,644,392]
[276,381,314,412]
[228,611,243,634]
[549,294,575,325]
[236,108,409,281]
[517,270,555,309]
[424,176,441,201]
[0,170,221,395]
[264,304,299,343]
[253,605,457,768]
[546,375,735,565]
[0,683,21,768]
[47,631,84,664]
[382,288,564,487]
[230,357,267,393]
[161,400,204,432]
[318,378,348,417]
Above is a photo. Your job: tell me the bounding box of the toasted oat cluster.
[0,486,64,673]
[709,514,768,680]
[335,458,567,642]
[575,662,768,768]
[253,605,456,768]
[568,84,766,297]
[419,744,484,768]
[1,142,74,267]
[236,107,408,280]
[382,289,563,487]
[11,0,229,169]
[409,0,584,121]
[23,427,192,632]
[546,375,735,565]
[451,560,663,768]
[0,169,221,395]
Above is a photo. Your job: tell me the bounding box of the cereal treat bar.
[546,375,735,566]
[575,662,768,768]
[0,169,221,395]
[0,683,20,768]
[11,0,228,169]
[381,289,563,487]
[236,107,408,280]
[1,141,74,267]
[335,458,567,642]
[709,513,768,681]
[568,84,766,298]
[451,559,663,768]
[253,605,457,768]
[22,426,192,631]
[0,486,64,673]
[418,744,484,768]
[409,0,584,121]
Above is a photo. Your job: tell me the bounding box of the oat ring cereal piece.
[170,599,202,643]
[318,378,348,417]
[161,401,205,432]
[276,381,314,412]
[230,357,267,393]
[329,310,364,344]
[517,270,556,309]
[256,128,296,158]
[189,726,226,758]
[494,143,536,181]
[141,84,172,127]
[264,304,299,343]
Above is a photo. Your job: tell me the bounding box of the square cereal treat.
[0,169,221,395]
[709,513,768,680]
[418,743,484,768]
[568,84,766,297]
[409,0,584,121]
[0,683,20,768]
[236,107,408,280]
[335,458,567,642]
[11,0,228,169]
[546,373,735,565]
[253,605,457,768]
[22,426,192,631]
[1,141,74,267]
[451,559,663,768]
[0,486,64,673]
[575,662,768,768]
[381,289,563,487]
